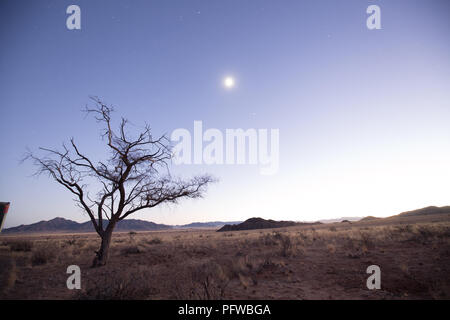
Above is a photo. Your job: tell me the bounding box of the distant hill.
[318,217,362,223]
[397,206,450,217]
[2,217,172,234]
[2,217,243,234]
[113,219,172,231]
[217,217,320,232]
[360,216,381,222]
[175,221,242,229]
[359,206,450,222]
[2,217,81,233]
[5,205,449,234]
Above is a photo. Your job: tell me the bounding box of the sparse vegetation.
[0,257,16,293]
[145,237,162,245]
[8,240,33,252]
[121,245,142,255]
[31,244,57,266]
[78,267,155,300]
[0,213,449,299]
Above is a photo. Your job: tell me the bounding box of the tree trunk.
[92,222,116,267]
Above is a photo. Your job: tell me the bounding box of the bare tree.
[25,98,214,267]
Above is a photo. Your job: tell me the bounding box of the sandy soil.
[0,213,449,299]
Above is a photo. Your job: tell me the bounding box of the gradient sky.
[1,0,450,228]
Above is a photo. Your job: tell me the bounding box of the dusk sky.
[1,0,450,228]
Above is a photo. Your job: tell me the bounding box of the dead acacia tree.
[26,98,214,267]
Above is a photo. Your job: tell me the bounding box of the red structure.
[0,202,10,232]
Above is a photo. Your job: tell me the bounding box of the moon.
[223,76,235,89]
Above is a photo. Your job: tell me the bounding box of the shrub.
[279,234,295,257]
[260,232,298,257]
[121,245,142,255]
[65,238,77,246]
[327,243,336,254]
[0,257,16,293]
[78,269,155,300]
[31,245,56,266]
[260,233,279,246]
[413,225,434,242]
[146,237,162,245]
[359,232,374,249]
[9,240,33,252]
[171,261,230,300]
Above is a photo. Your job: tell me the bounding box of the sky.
[1,0,450,228]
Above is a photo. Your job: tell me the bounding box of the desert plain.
[0,212,449,300]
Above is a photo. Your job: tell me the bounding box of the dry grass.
[144,237,163,245]
[0,257,16,294]
[77,266,156,300]
[0,213,449,299]
[31,243,57,266]
[8,240,33,252]
[170,260,230,300]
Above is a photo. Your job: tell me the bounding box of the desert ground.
[1,213,449,300]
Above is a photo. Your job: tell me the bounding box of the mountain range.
[1,218,241,234]
[2,205,449,234]
[397,206,450,217]
[218,217,320,232]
